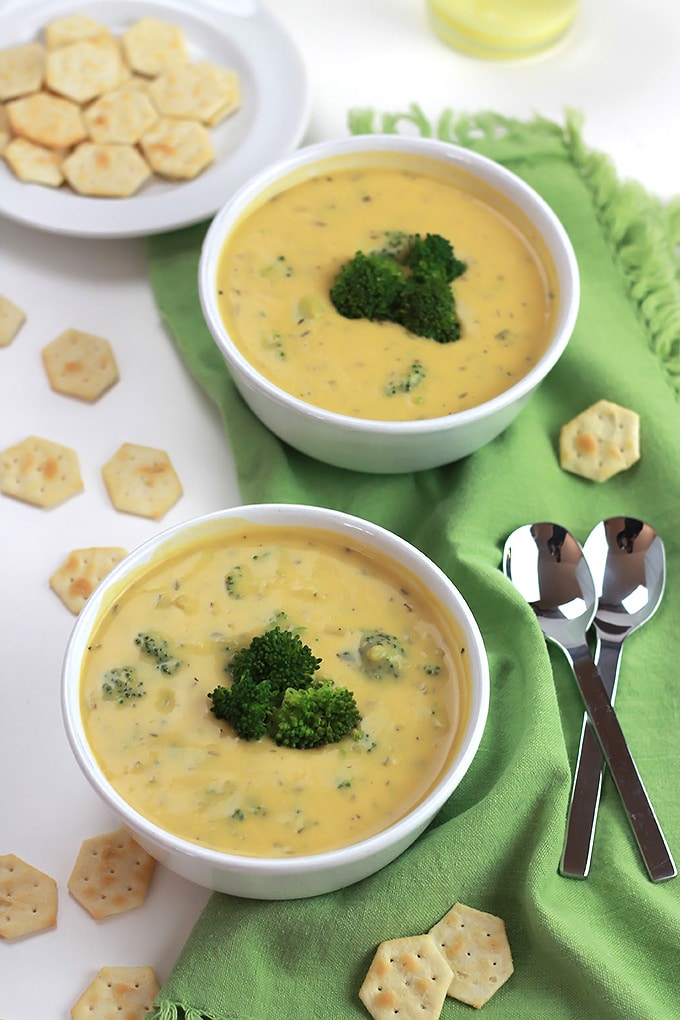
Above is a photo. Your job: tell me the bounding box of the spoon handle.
[560,638,622,878]
[565,643,676,883]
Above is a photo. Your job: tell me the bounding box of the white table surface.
[2,1,679,1016]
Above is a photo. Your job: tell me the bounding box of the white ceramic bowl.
[199,135,579,473]
[62,503,489,900]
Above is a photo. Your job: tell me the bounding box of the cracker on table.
[44,13,111,50]
[0,43,45,102]
[84,85,158,144]
[62,142,152,197]
[46,37,122,104]
[6,90,87,149]
[149,61,240,126]
[68,828,156,920]
[429,902,514,1008]
[0,435,83,508]
[0,853,58,940]
[359,934,453,1020]
[121,17,189,77]
[559,398,640,482]
[102,442,183,519]
[0,294,26,347]
[71,965,160,1020]
[4,136,65,187]
[42,327,120,402]
[140,117,214,180]
[50,546,127,614]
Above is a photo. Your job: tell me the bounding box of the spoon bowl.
[503,522,596,646]
[584,516,666,642]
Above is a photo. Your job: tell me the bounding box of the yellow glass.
[427,0,579,59]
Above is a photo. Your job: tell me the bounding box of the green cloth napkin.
[145,110,680,1020]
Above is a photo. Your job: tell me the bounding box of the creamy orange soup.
[216,156,559,422]
[80,523,469,858]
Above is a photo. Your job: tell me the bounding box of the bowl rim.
[199,133,580,436]
[61,502,490,878]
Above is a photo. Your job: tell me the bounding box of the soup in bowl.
[62,504,489,899]
[199,136,579,472]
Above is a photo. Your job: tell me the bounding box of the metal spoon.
[560,517,667,878]
[503,522,676,883]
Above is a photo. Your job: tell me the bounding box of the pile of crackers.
[1,829,160,1018]
[0,13,240,195]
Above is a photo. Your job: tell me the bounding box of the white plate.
[0,0,310,237]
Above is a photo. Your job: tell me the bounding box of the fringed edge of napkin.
[349,105,680,398]
[150,1002,221,1020]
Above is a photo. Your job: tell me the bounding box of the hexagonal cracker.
[68,828,156,920]
[429,902,514,1008]
[121,17,189,77]
[0,42,45,102]
[44,13,110,50]
[101,441,182,519]
[140,117,214,180]
[71,965,160,1020]
[45,38,121,103]
[4,137,65,187]
[0,435,83,508]
[42,327,119,402]
[149,61,240,126]
[84,86,159,145]
[0,853,58,940]
[6,91,87,149]
[0,293,26,347]
[62,142,152,197]
[50,546,127,614]
[559,398,640,482]
[359,934,453,1020]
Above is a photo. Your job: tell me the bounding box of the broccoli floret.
[229,625,321,697]
[225,565,244,599]
[269,680,362,749]
[329,251,404,320]
[384,359,427,396]
[209,671,275,741]
[396,275,462,344]
[208,626,361,748]
[135,632,183,675]
[329,232,466,344]
[359,631,405,679]
[407,232,467,283]
[102,666,145,703]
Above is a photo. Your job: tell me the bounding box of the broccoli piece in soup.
[135,631,183,675]
[384,359,427,396]
[209,671,275,741]
[269,680,362,749]
[359,631,405,679]
[102,666,145,704]
[407,232,467,284]
[208,625,362,749]
[330,250,404,321]
[396,275,462,344]
[329,232,466,343]
[229,625,321,696]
